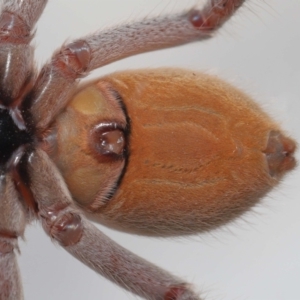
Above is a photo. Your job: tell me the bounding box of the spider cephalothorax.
[0,1,296,300]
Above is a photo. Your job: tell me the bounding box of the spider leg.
[0,174,27,300]
[27,148,201,300]
[2,0,48,30]
[28,0,245,132]
[0,2,48,297]
[0,0,47,107]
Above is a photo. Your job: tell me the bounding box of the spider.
[1,1,294,299]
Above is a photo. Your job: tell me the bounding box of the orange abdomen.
[48,69,296,235]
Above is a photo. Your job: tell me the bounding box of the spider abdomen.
[48,68,296,236]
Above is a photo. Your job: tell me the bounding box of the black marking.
[0,89,13,107]
[0,108,32,166]
[17,146,34,189]
[103,88,131,202]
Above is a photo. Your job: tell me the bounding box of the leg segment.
[2,0,48,32]
[0,0,48,106]
[0,238,23,300]
[28,0,247,132]
[28,148,201,300]
[0,174,28,300]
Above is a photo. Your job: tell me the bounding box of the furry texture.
[0,0,296,299]
[28,149,202,300]
[51,68,296,236]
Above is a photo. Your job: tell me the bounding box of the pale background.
[17,1,300,299]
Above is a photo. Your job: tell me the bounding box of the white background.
[17,1,300,299]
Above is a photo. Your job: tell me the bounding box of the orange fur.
[48,68,296,236]
[50,84,126,206]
